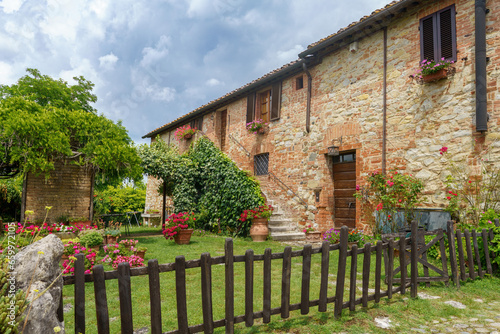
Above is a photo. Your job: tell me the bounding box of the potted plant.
[414,58,454,83]
[246,119,268,134]
[347,228,364,249]
[79,230,104,251]
[239,204,274,242]
[105,228,122,244]
[303,224,322,242]
[135,246,147,259]
[174,124,197,141]
[323,228,340,244]
[162,212,196,245]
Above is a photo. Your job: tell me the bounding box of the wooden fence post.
[349,244,358,312]
[224,239,234,333]
[464,230,475,280]
[334,226,348,319]
[118,262,133,334]
[387,239,394,299]
[481,229,493,275]
[456,230,466,281]
[75,253,86,334]
[399,237,407,295]
[281,246,292,318]
[148,259,162,334]
[319,241,330,312]
[175,256,189,333]
[410,221,418,298]
[201,252,214,333]
[374,241,383,303]
[362,243,371,306]
[446,221,459,288]
[245,249,254,326]
[263,248,272,323]
[301,244,312,315]
[93,265,110,334]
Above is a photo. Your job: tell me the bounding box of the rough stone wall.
[145,0,500,233]
[24,160,93,223]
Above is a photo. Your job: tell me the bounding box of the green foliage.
[139,137,264,237]
[355,169,424,234]
[0,257,28,333]
[93,183,146,216]
[79,231,104,248]
[0,175,22,221]
[0,68,142,182]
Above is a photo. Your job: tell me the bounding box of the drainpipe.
[475,0,488,132]
[302,61,312,133]
[382,27,388,174]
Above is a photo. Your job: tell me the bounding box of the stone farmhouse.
[144,0,499,235]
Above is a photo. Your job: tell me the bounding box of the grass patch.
[62,235,500,333]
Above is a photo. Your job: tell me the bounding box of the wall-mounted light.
[327,145,339,156]
[327,136,342,156]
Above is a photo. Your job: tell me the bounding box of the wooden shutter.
[190,119,196,129]
[197,116,203,131]
[420,16,435,62]
[270,81,281,121]
[438,7,456,61]
[246,93,255,124]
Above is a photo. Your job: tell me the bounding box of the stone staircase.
[267,201,305,241]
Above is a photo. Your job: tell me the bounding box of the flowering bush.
[347,229,364,243]
[303,224,315,233]
[111,255,144,269]
[323,228,340,244]
[61,242,97,275]
[101,239,139,264]
[355,169,424,234]
[441,145,500,227]
[162,212,196,240]
[246,119,268,134]
[414,58,454,79]
[174,124,196,141]
[239,204,274,222]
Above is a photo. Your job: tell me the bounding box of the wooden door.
[333,152,356,228]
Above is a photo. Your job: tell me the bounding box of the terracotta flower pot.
[422,68,448,83]
[348,241,358,249]
[183,133,193,140]
[257,127,265,134]
[106,236,119,244]
[249,218,269,242]
[136,250,146,259]
[305,231,322,242]
[174,229,194,245]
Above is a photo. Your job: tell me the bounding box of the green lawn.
[61,234,500,333]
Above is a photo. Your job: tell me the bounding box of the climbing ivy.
[138,137,264,237]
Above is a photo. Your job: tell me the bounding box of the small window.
[296,76,304,90]
[246,82,281,124]
[254,153,269,175]
[190,117,203,131]
[333,152,356,163]
[420,5,457,62]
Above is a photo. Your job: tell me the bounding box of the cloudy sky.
[0,0,390,144]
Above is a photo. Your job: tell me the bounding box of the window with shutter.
[245,81,281,125]
[420,5,456,62]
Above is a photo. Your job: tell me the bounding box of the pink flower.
[356,185,360,191]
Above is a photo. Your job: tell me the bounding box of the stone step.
[271,232,306,241]
[268,225,291,233]
[268,219,293,227]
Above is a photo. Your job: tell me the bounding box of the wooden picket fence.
[60,220,499,334]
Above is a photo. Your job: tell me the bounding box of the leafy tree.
[0,68,142,182]
[93,182,147,216]
[0,175,22,221]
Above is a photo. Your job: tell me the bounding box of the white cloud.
[140,35,171,68]
[276,45,303,63]
[131,68,176,102]
[206,78,222,87]
[0,61,16,84]
[0,0,25,14]
[99,53,119,70]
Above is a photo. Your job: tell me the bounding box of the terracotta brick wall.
[24,160,93,223]
[146,0,500,233]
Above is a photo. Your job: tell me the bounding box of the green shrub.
[0,257,28,333]
[79,231,103,247]
[93,183,146,216]
[139,137,264,237]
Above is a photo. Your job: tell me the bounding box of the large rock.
[13,234,65,333]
